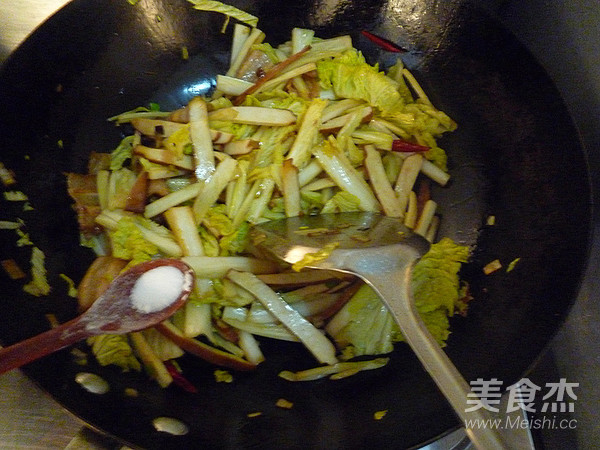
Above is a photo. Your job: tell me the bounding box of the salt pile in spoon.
[130,265,188,313]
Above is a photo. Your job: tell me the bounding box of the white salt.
[130,265,185,313]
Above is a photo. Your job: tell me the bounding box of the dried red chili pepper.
[164,360,198,393]
[361,30,406,53]
[392,139,430,153]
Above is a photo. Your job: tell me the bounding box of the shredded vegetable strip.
[227,270,338,365]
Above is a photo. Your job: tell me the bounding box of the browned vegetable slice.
[87,152,111,174]
[233,45,311,105]
[131,118,185,137]
[256,270,354,288]
[156,321,256,371]
[77,256,128,311]
[133,145,194,170]
[222,139,259,156]
[66,172,102,236]
[1,259,26,280]
[124,171,149,213]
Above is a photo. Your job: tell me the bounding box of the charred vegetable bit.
[63,4,474,388]
[1,259,26,280]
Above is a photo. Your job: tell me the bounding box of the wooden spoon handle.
[0,318,88,375]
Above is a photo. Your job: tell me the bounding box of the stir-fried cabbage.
[64,2,475,386]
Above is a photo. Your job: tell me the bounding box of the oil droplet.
[75,372,110,394]
[152,417,189,436]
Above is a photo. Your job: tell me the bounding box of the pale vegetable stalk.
[425,215,440,243]
[414,199,437,236]
[370,117,412,140]
[286,98,329,168]
[404,191,418,228]
[232,46,311,104]
[364,145,404,217]
[238,330,265,365]
[246,303,278,324]
[321,106,372,134]
[399,152,450,187]
[291,76,310,98]
[301,178,336,192]
[182,301,213,338]
[257,62,317,94]
[129,332,172,388]
[226,160,249,219]
[227,270,338,365]
[209,106,296,126]
[227,27,265,77]
[291,27,315,54]
[193,157,238,222]
[232,179,262,227]
[420,159,450,186]
[302,35,352,53]
[230,23,251,66]
[246,178,275,223]
[370,119,450,186]
[144,182,203,218]
[96,170,110,210]
[281,159,301,217]
[297,159,323,187]
[281,283,330,303]
[282,37,353,74]
[351,129,394,151]
[216,75,254,96]
[181,256,279,279]
[95,210,182,257]
[188,97,215,181]
[402,68,432,106]
[210,334,245,357]
[313,141,380,212]
[222,306,250,322]
[321,99,364,123]
[164,206,204,256]
[394,153,423,213]
[221,317,299,342]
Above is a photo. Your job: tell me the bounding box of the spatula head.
[250,212,431,269]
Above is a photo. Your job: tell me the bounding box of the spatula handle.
[0,318,87,375]
[359,266,533,450]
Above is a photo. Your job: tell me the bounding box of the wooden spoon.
[0,258,194,375]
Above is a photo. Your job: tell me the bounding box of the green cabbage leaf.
[326,238,469,358]
[317,49,405,114]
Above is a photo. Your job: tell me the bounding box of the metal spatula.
[250,212,534,449]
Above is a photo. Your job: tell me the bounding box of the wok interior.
[0,0,591,448]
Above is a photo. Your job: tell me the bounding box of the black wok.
[0,0,591,448]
